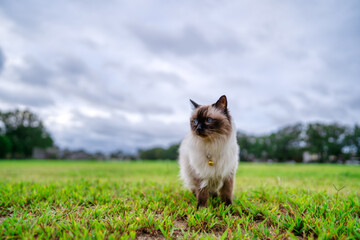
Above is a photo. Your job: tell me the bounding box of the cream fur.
[178,121,239,193]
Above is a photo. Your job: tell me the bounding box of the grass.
[0,160,359,239]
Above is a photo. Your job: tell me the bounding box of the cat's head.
[189,95,232,140]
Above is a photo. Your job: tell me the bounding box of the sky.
[0,0,359,153]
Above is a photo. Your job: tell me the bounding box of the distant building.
[94,152,107,160]
[65,150,93,160]
[32,147,138,161]
[32,147,60,159]
[302,151,319,163]
[345,157,360,165]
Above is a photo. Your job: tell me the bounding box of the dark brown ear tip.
[219,95,227,103]
[214,95,228,110]
[190,99,200,109]
[219,95,227,102]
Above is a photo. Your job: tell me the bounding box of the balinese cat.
[179,95,239,208]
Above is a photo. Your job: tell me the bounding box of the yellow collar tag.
[206,153,214,166]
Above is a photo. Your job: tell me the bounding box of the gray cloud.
[0,48,6,74]
[59,57,88,76]
[0,48,4,73]
[0,88,54,107]
[53,111,185,153]
[16,58,53,86]
[348,96,360,110]
[13,55,176,116]
[131,25,242,56]
[0,0,359,152]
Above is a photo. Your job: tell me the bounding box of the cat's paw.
[221,198,232,206]
[196,201,208,210]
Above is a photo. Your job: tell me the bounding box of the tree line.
[140,123,360,162]
[238,123,360,162]
[138,144,179,161]
[1,109,359,162]
[0,110,53,158]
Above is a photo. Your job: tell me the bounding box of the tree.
[0,109,54,158]
[237,123,304,162]
[344,124,360,156]
[353,125,360,155]
[237,132,253,161]
[272,123,304,162]
[163,144,179,160]
[139,144,179,160]
[0,135,11,158]
[305,123,347,162]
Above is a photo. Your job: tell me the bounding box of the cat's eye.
[207,117,213,123]
[193,119,199,125]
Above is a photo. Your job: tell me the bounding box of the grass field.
[1,161,360,239]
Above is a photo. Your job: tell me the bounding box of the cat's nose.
[196,123,202,130]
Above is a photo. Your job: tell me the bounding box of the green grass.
[1,161,359,239]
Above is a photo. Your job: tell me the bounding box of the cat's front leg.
[219,176,234,206]
[194,179,209,209]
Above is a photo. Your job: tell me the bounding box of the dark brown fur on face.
[190,95,232,141]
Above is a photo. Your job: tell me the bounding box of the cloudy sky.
[0,0,359,153]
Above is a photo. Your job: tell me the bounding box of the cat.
[178,95,239,209]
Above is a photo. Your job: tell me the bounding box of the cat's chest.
[191,150,225,174]
[204,152,218,167]
[188,139,237,178]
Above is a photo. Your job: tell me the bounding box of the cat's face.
[189,95,232,140]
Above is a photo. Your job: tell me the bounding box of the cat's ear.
[214,95,227,110]
[190,99,200,109]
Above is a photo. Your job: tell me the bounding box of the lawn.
[0,160,359,239]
